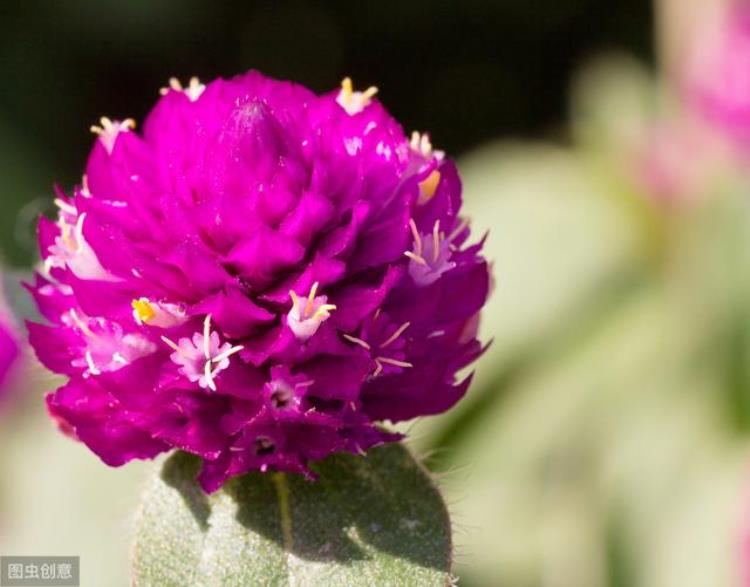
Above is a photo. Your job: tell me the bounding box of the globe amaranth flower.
[26,72,489,492]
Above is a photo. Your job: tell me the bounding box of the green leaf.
[400,142,649,455]
[132,444,453,587]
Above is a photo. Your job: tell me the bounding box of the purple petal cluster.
[26,72,489,492]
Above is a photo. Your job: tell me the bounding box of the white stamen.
[132,297,186,328]
[160,335,182,354]
[164,317,243,392]
[380,322,410,348]
[54,198,77,216]
[432,220,441,263]
[85,350,101,376]
[80,175,91,198]
[404,251,427,265]
[376,357,413,369]
[211,345,244,364]
[405,217,456,286]
[287,283,336,341]
[47,213,119,282]
[409,219,422,256]
[202,314,211,359]
[112,352,128,365]
[447,217,470,243]
[342,334,371,350]
[74,213,86,253]
[337,77,378,115]
[68,309,94,337]
[409,130,445,160]
[90,117,135,154]
[160,76,205,101]
[372,356,413,378]
[204,360,216,392]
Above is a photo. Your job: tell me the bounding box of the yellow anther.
[305,281,320,319]
[132,298,186,329]
[288,284,335,340]
[132,298,156,324]
[362,86,379,100]
[60,221,76,251]
[418,170,441,205]
[312,304,336,322]
[337,77,378,115]
[289,289,300,309]
[340,77,353,99]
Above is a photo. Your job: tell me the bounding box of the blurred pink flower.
[633,121,702,202]
[0,282,19,392]
[630,117,722,203]
[685,1,750,153]
[740,472,750,587]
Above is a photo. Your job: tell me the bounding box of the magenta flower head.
[26,72,489,492]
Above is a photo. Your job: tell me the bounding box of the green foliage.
[412,56,750,587]
[132,444,452,587]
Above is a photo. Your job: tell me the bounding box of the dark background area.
[0,0,651,266]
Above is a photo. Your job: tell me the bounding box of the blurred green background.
[5,1,750,586]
